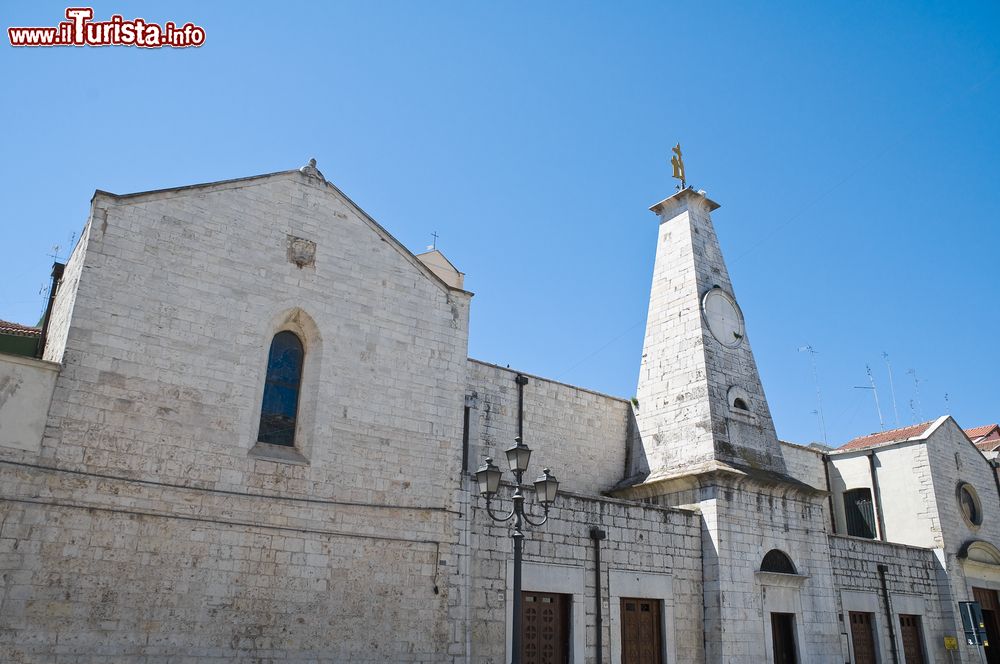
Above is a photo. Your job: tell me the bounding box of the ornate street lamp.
[475,373,559,664]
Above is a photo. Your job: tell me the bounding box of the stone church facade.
[1,161,998,663]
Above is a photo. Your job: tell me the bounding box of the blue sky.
[2,1,998,446]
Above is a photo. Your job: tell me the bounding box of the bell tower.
[632,186,787,482]
[622,176,842,664]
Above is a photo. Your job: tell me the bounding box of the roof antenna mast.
[907,369,923,422]
[854,364,885,432]
[797,345,828,445]
[882,352,900,428]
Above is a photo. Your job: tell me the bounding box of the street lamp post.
[475,374,559,664]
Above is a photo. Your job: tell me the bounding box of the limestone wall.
[636,478,841,663]
[0,460,453,662]
[461,486,704,664]
[30,171,470,505]
[829,535,951,664]
[778,441,826,490]
[0,171,473,661]
[710,485,840,663]
[465,360,630,497]
[42,214,92,365]
[828,442,941,547]
[635,193,786,479]
[925,418,1000,564]
[924,418,1000,663]
[0,353,58,453]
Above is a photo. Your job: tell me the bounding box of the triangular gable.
[930,416,1000,467]
[92,165,470,297]
[416,249,463,275]
[415,250,465,289]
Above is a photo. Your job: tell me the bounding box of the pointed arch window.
[257,331,304,447]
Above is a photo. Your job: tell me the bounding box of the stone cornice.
[649,186,720,217]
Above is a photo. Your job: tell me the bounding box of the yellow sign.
[944,635,959,650]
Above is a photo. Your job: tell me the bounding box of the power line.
[554,317,646,382]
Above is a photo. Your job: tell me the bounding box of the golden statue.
[670,143,686,189]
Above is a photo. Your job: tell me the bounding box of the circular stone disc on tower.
[702,288,745,348]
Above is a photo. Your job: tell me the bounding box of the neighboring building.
[0,318,41,357]
[0,161,997,663]
[967,424,1000,460]
[826,418,1000,663]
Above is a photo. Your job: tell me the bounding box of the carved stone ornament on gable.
[299,158,326,182]
[287,235,316,268]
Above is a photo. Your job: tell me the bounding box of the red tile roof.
[838,420,937,452]
[977,439,1000,453]
[967,424,1000,452]
[965,424,999,441]
[0,319,41,337]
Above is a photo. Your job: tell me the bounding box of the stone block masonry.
[465,360,631,497]
[0,460,454,662]
[0,170,471,662]
[466,488,703,664]
[829,535,950,664]
[634,190,786,479]
[3,164,990,663]
[0,353,59,453]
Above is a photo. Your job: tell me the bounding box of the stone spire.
[632,187,787,482]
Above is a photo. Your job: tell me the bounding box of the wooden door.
[898,614,925,664]
[849,612,877,664]
[771,613,798,664]
[522,591,569,664]
[974,588,1000,664]
[620,597,663,664]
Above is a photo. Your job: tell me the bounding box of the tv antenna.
[881,352,900,427]
[810,410,826,442]
[907,369,923,422]
[797,345,828,444]
[854,364,885,432]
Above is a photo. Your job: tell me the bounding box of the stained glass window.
[257,331,304,447]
